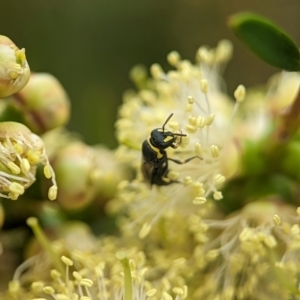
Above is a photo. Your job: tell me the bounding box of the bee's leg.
[168,156,202,164]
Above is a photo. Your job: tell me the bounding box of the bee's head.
[149,113,186,148]
[150,128,173,146]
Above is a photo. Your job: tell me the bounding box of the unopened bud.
[10,73,70,134]
[0,35,30,98]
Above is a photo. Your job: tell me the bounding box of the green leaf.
[229,12,300,71]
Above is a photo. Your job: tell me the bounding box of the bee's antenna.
[162,113,174,132]
[173,133,187,137]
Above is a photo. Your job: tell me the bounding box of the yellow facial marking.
[147,137,163,159]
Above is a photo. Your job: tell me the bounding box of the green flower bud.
[281,141,300,180]
[92,146,130,200]
[0,35,30,98]
[51,142,98,210]
[10,73,70,134]
[43,128,129,209]
[0,122,57,200]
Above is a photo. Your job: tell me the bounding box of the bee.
[141,113,201,186]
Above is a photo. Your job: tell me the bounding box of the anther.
[13,143,23,154]
[9,182,24,195]
[20,158,30,173]
[214,174,225,185]
[196,116,206,128]
[200,79,208,94]
[183,176,193,185]
[210,145,219,158]
[215,39,233,63]
[213,191,223,200]
[31,281,44,292]
[187,95,194,104]
[139,223,151,239]
[61,256,73,266]
[150,63,163,79]
[7,162,21,174]
[48,185,58,201]
[26,150,40,164]
[273,214,281,226]
[146,289,157,297]
[8,192,19,200]
[44,165,52,179]
[195,143,202,155]
[43,286,55,294]
[167,51,181,66]
[234,84,246,102]
[80,278,93,287]
[239,228,253,241]
[206,249,219,261]
[73,271,82,281]
[263,235,277,248]
[50,269,62,280]
[205,114,215,126]
[291,224,300,235]
[188,115,197,126]
[193,197,207,205]
[185,124,197,133]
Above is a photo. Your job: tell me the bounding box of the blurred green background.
[1,0,299,147]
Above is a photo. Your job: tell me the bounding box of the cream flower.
[193,199,300,299]
[0,122,57,200]
[4,218,187,300]
[235,71,300,142]
[112,40,243,236]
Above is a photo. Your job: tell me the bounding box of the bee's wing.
[141,159,155,186]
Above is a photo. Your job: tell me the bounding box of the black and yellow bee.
[141,113,201,186]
